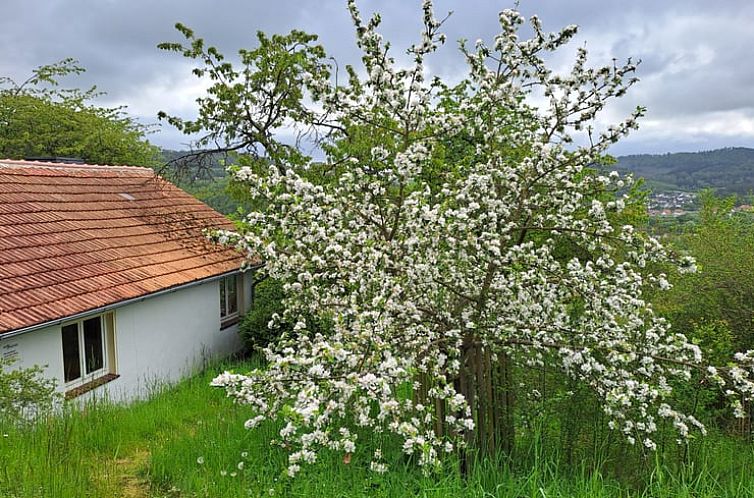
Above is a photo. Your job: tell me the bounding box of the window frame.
[220,274,242,327]
[60,313,111,389]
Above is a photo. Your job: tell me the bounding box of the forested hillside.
[160,149,254,216]
[616,147,754,194]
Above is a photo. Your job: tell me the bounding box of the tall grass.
[2,359,754,497]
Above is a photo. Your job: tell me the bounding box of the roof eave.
[0,265,261,340]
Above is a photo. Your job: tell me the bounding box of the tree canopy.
[0,58,161,166]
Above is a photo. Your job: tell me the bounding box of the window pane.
[220,279,227,317]
[228,275,238,315]
[62,324,81,382]
[83,317,104,374]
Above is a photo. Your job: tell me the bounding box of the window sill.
[65,373,120,400]
[220,316,240,330]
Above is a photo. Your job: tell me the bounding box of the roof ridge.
[0,159,154,173]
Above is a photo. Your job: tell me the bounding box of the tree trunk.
[416,344,516,476]
[455,344,515,474]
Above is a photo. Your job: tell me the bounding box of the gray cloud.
[1,0,753,155]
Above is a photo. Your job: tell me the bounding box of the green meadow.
[1,358,754,498]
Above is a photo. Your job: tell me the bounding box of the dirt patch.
[115,449,151,498]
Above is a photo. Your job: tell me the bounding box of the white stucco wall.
[0,271,253,402]
[0,321,63,383]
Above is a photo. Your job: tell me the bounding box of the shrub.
[239,278,286,350]
[240,278,333,352]
[0,357,58,422]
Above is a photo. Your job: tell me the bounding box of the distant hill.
[614,147,754,195]
[161,147,754,197]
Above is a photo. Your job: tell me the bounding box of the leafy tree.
[0,58,161,166]
[158,27,331,171]
[168,1,754,477]
[662,191,754,353]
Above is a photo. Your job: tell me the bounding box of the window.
[220,274,241,325]
[61,313,116,388]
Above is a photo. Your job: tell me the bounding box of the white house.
[0,159,256,401]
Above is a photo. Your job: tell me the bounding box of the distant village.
[647,191,696,217]
[647,191,752,217]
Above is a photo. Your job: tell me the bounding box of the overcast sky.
[2,0,753,156]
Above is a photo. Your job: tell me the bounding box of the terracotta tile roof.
[0,159,248,335]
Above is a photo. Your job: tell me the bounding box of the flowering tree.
[164,1,754,476]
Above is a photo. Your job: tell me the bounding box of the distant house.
[0,159,256,401]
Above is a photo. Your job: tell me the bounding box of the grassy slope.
[2,360,754,498]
